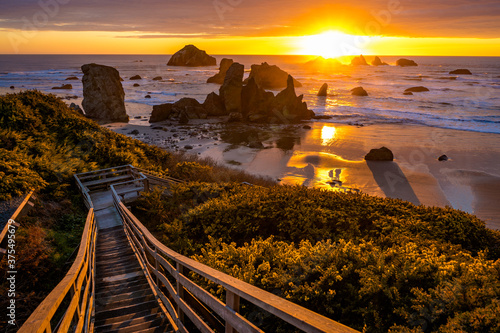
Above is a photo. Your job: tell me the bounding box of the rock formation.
[81,63,129,122]
[69,103,84,115]
[52,84,73,90]
[351,87,368,96]
[152,76,162,80]
[149,103,173,123]
[365,147,393,161]
[130,75,142,80]
[65,76,78,80]
[449,69,472,75]
[207,58,233,84]
[202,92,226,116]
[241,77,275,122]
[438,154,448,161]
[372,56,388,66]
[272,75,312,122]
[351,55,368,66]
[317,83,328,96]
[396,59,418,67]
[167,45,216,67]
[244,62,302,89]
[219,63,244,114]
[405,86,429,93]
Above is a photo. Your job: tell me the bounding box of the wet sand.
[104,104,500,230]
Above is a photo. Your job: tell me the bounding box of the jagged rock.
[65,76,79,80]
[167,45,216,67]
[241,77,274,120]
[273,75,313,122]
[130,75,142,80]
[351,55,368,66]
[81,63,128,122]
[133,83,140,87]
[405,86,429,93]
[69,103,84,115]
[396,59,418,67]
[438,154,448,161]
[449,69,472,75]
[317,83,328,96]
[351,86,368,96]
[202,92,227,116]
[152,76,162,80]
[372,56,388,66]
[365,147,393,161]
[220,63,244,114]
[184,106,207,119]
[228,112,243,122]
[207,58,234,84]
[244,62,302,89]
[52,84,72,90]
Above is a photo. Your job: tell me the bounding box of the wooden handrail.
[0,189,35,253]
[110,179,358,333]
[18,209,97,333]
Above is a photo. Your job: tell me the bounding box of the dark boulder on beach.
[152,76,162,81]
[207,58,233,84]
[438,154,448,161]
[52,84,73,90]
[81,63,128,122]
[133,83,140,87]
[351,55,368,66]
[243,62,302,89]
[65,76,79,80]
[9,86,15,89]
[405,86,429,93]
[220,62,244,114]
[396,59,418,67]
[365,147,394,161]
[150,103,174,122]
[351,86,368,96]
[167,44,216,67]
[372,56,388,66]
[130,75,142,80]
[202,92,227,116]
[317,83,328,96]
[403,91,413,95]
[449,69,472,75]
[145,95,151,99]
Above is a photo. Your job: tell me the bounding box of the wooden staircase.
[94,226,171,333]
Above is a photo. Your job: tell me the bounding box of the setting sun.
[298,31,369,58]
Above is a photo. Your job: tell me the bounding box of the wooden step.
[94,308,160,327]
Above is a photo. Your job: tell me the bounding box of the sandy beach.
[97,101,500,231]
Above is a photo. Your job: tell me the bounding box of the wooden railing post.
[143,178,150,193]
[176,262,186,324]
[225,290,241,333]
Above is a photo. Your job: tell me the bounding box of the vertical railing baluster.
[225,290,241,333]
[176,262,185,324]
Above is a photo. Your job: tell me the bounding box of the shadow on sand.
[367,161,421,205]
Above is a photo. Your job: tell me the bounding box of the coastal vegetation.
[1,91,499,332]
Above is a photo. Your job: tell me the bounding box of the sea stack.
[317,83,328,96]
[244,62,302,89]
[81,63,129,122]
[207,58,234,84]
[167,45,216,67]
[351,55,369,66]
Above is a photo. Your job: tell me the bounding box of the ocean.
[0,54,499,134]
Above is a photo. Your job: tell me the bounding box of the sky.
[0,0,499,55]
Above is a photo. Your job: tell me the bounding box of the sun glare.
[299,31,365,58]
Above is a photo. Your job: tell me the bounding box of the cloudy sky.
[0,0,499,54]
